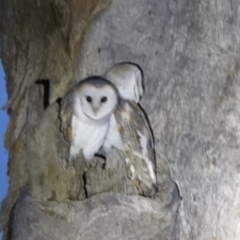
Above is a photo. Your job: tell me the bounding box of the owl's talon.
[84,162,92,172]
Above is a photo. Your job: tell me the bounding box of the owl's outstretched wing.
[59,91,74,143]
[115,100,157,197]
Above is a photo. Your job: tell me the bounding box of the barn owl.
[103,62,143,103]
[103,63,158,197]
[60,76,119,162]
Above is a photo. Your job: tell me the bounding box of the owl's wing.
[116,100,156,168]
[115,100,157,197]
[59,91,74,142]
[133,103,156,168]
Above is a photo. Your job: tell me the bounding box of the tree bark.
[1,0,240,240]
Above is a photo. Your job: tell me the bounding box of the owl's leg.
[84,156,106,172]
[83,148,106,171]
[83,154,95,172]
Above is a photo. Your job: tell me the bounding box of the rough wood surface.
[1,0,240,240]
[12,189,179,240]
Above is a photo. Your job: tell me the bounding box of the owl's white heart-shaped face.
[75,77,119,121]
[104,62,144,103]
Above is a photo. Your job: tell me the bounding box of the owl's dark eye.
[86,96,92,103]
[101,96,107,103]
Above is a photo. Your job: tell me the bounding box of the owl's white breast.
[70,115,109,161]
[103,113,123,153]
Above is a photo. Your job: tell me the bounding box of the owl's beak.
[92,106,99,115]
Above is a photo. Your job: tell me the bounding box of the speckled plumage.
[60,76,119,162]
[103,63,157,197]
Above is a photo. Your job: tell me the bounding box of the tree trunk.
[1,0,240,240]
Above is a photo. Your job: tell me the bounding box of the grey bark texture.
[0,0,240,240]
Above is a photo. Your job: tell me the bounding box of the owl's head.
[76,76,119,120]
[104,62,144,103]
